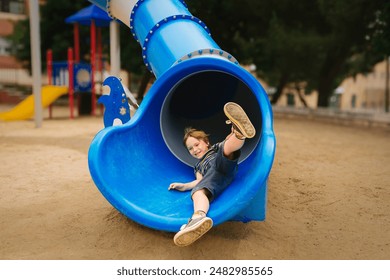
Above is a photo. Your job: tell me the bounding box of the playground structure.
[0,48,92,121]
[0,5,110,122]
[65,4,115,116]
[47,48,93,118]
[88,0,276,232]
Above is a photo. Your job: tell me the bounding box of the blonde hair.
[183,127,210,147]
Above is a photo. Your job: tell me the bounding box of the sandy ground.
[0,106,389,260]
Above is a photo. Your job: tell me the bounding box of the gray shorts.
[191,142,240,201]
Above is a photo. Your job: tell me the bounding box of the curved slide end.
[88,57,276,232]
[0,85,68,121]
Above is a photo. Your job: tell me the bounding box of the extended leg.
[192,189,210,217]
[173,189,213,246]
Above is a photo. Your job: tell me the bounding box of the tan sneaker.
[224,102,256,139]
[173,216,213,247]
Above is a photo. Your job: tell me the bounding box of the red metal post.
[73,23,80,63]
[97,27,102,75]
[97,27,104,115]
[46,49,53,118]
[90,20,96,116]
[68,47,74,119]
[46,49,53,85]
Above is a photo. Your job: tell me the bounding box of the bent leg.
[223,130,245,159]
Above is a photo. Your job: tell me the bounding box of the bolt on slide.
[88,0,276,232]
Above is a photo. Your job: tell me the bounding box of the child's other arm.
[168,172,203,192]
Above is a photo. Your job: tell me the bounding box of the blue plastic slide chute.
[88,0,276,232]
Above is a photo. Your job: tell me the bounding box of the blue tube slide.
[88,0,276,232]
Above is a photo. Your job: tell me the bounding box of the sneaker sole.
[224,102,256,139]
[173,217,213,247]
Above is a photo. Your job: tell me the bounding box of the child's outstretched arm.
[168,172,202,192]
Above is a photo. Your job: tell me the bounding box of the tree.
[187,0,327,105]
[189,0,389,108]
[370,1,390,112]
[40,0,90,61]
[8,1,144,72]
[253,3,326,106]
[313,0,387,107]
[8,18,30,70]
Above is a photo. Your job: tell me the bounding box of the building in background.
[271,58,389,112]
[334,59,389,112]
[0,0,31,90]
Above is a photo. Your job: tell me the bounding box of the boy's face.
[185,136,209,159]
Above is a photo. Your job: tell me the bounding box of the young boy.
[168,102,256,246]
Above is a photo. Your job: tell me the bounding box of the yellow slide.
[0,85,68,121]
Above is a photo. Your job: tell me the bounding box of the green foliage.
[370,1,390,56]
[8,0,89,71]
[8,19,30,68]
[201,0,388,106]
[8,0,145,75]
[40,0,89,61]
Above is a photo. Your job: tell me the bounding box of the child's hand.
[168,183,189,191]
[169,178,200,191]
